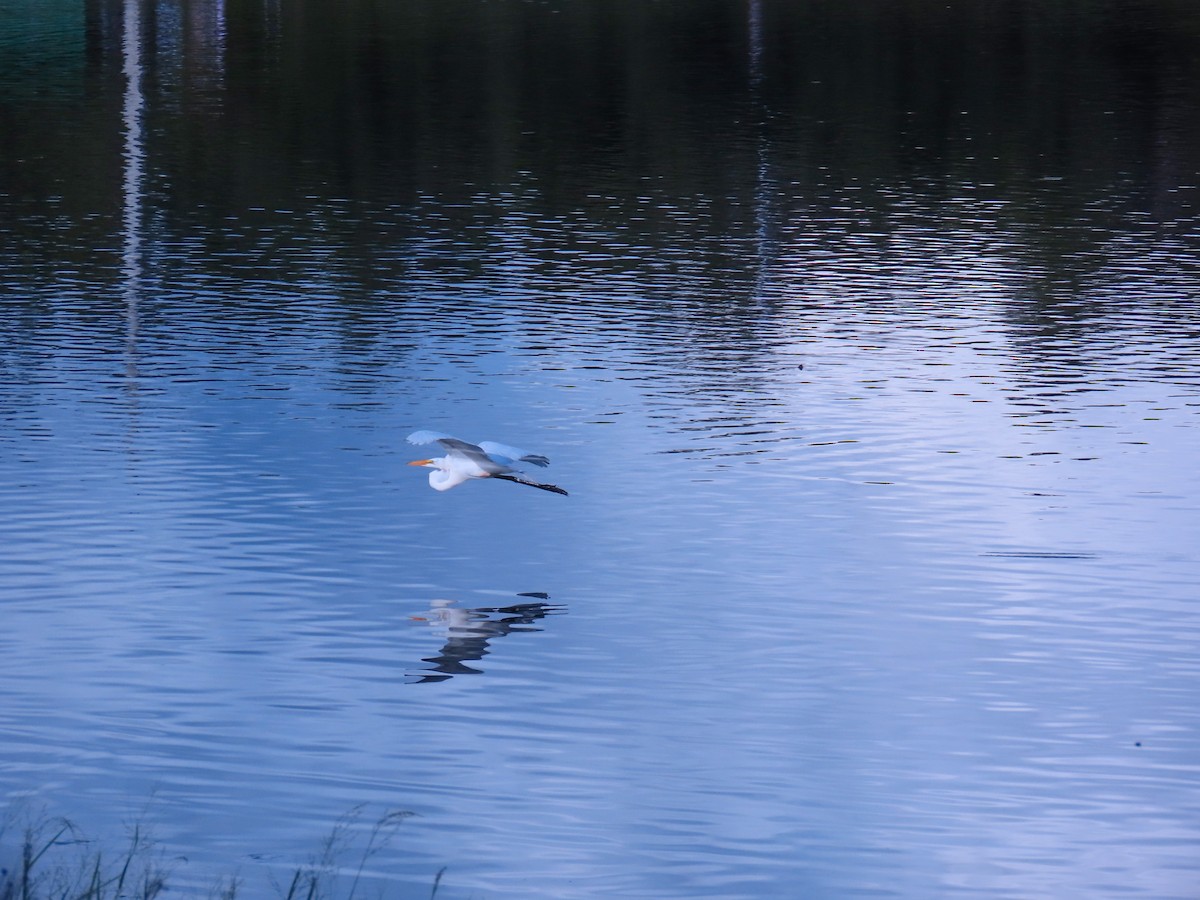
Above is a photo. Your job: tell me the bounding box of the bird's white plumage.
[406,431,567,495]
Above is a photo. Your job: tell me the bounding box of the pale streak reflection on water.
[2,183,1199,899]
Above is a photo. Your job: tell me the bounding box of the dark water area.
[2,1,1200,897]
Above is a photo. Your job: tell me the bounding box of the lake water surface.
[2,1,1199,897]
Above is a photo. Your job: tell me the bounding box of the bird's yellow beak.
[408,459,431,466]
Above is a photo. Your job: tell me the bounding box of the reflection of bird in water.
[408,594,564,684]
[406,430,568,495]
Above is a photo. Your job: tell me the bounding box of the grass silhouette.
[1,807,444,900]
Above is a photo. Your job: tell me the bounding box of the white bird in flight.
[406,430,568,495]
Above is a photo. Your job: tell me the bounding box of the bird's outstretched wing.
[429,436,513,476]
[407,430,455,447]
[407,431,551,468]
[478,441,550,468]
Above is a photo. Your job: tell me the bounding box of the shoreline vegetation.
[0,809,445,900]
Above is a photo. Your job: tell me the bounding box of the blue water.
[3,2,1200,897]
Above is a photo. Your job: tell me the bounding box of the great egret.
[406,430,568,495]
